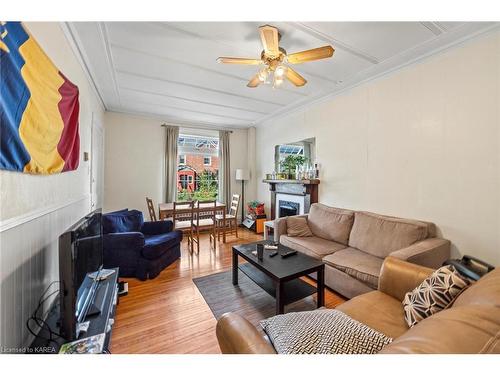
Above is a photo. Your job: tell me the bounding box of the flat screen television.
[58,209,103,340]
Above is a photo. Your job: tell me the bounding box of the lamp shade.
[235,169,250,181]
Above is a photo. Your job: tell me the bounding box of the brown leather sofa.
[216,257,500,354]
[274,204,450,298]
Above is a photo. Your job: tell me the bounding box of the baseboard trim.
[0,196,90,233]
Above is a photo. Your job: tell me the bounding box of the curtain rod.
[161,123,233,133]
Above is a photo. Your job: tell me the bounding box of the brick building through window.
[176,133,219,201]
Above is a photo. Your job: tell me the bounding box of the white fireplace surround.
[276,193,306,218]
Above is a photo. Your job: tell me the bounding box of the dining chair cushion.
[193,218,215,227]
[215,214,236,220]
[174,221,192,229]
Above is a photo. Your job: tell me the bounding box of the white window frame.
[203,156,211,166]
[179,154,186,165]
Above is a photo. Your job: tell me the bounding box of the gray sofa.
[274,203,450,298]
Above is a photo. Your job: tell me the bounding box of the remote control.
[281,250,298,258]
[269,250,278,257]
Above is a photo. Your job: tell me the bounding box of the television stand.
[30,267,120,354]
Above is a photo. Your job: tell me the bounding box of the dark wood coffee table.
[232,240,325,315]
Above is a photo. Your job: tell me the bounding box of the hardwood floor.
[110,229,346,354]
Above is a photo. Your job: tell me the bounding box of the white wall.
[0,22,105,350]
[256,31,500,265]
[103,112,252,217]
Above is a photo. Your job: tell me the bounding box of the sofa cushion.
[280,235,346,259]
[380,305,500,354]
[286,216,313,237]
[323,247,384,289]
[452,267,500,308]
[336,291,409,339]
[103,209,144,234]
[142,231,182,260]
[348,211,428,258]
[402,265,470,328]
[307,204,355,245]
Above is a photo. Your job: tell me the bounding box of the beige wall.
[256,31,500,265]
[0,22,105,349]
[103,112,252,217]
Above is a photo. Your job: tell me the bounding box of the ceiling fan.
[217,25,334,88]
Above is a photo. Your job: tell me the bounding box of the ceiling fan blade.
[285,67,307,87]
[259,25,279,58]
[247,74,261,88]
[217,57,262,65]
[287,46,335,64]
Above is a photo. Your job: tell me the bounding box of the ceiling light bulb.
[258,68,268,82]
[275,65,287,78]
[273,76,284,88]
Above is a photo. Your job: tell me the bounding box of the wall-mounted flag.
[0,21,80,174]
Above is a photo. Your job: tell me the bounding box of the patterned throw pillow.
[260,309,393,354]
[402,265,470,328]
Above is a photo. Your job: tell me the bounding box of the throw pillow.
[286,216,313,237]
[260,309,393,354]
[402,265,470,328]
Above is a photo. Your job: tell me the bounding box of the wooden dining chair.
[146,197,157,221]
[216,194,240,241]
[173,201,195,252]
[191,200,217,253]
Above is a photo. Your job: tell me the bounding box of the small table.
[263,220,274,240]
[232,241,325,315]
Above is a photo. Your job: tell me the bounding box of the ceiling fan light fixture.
[258,67,269,82]
[275,65,287,78]
[217,25,334,89]
[273,76,284,88]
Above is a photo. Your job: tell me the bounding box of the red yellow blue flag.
[0,21,80,174]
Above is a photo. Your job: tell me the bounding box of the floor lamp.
[235,169,249,223]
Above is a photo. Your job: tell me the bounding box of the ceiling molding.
[59,22,106,110]
[116,69,287,108]
[254,22,500,127]
[289,22,380,64]
[107,107,248,130]
[98,22,122,107]
[420,22,445,36]
[120,97,257,122]
[120,86,269,115]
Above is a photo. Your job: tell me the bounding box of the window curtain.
[164,125,179,203]
[219,130,231,205]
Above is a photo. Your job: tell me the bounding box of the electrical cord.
[26,281,64,344]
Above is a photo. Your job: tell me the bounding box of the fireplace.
[279,200,300,217]
[263,179,319,220]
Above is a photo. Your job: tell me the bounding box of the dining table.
[158,201,228,243]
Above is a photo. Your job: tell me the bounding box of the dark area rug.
[193,269,317,328]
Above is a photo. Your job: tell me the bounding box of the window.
[179,174,188,189]
[176,133,219,202]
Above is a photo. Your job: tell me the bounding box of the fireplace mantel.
[263,179,320,220]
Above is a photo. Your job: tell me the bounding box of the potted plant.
[279,155,307,179]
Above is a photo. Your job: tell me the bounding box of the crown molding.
[106,108,248,130]
[254,22,500,127]
[60,22,106,111]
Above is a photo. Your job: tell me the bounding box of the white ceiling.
[65,22,498,128]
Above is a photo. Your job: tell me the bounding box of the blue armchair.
[102,209,183,280]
